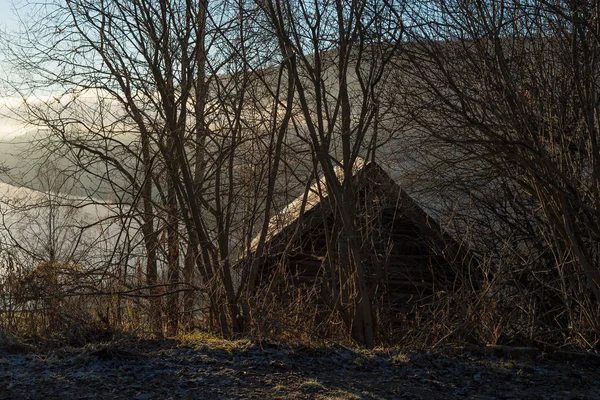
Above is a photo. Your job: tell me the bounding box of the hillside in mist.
[0,181,141,273]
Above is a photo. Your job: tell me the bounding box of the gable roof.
[249,158,366,253]
[247,159,473,266]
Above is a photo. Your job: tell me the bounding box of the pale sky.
[0,1,28,139]
[0,1,21,32]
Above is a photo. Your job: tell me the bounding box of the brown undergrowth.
[1,255,599,352]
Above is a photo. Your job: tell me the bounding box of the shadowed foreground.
[0,336,598,399]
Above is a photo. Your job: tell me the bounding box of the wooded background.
[0,0,598,350]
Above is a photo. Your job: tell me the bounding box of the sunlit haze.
[0,2,23,139]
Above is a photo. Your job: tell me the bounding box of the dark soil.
[0,335,598,399]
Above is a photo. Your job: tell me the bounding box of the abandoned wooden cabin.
[242,161,475,320]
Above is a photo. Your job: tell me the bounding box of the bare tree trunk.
[167,181,180,337]
[182,246,196,329]
[335,0,374,347]
[141,131,161,335]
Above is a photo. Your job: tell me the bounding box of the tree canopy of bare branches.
[1,0,599,349]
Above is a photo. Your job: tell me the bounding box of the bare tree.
[395,0,600,344]
[2,0,311,337]
[250,0,406,347]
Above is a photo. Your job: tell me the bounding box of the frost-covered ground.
[0,336,599,400]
